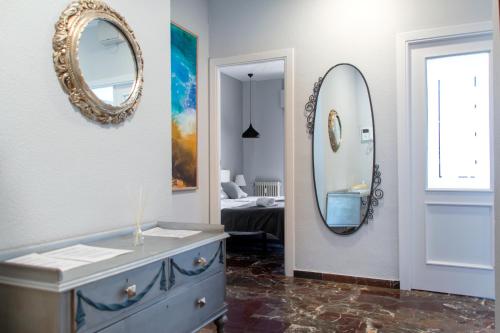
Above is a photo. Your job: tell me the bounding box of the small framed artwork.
[171,22,198,191]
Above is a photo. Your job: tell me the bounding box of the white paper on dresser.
[143,227,201,238]
[6,253,89,271]
[42,244,132,263]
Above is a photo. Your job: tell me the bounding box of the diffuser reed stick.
[133,187,145,246]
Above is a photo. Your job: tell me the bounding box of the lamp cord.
[249,76,252,123]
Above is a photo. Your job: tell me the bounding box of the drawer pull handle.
[195,257,208,266]
[125,284,137,298]
[197,297,206,307]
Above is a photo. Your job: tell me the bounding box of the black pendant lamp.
[242,73,260,138]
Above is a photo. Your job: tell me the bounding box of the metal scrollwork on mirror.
[305,63,383,235]
[53,0,144,124]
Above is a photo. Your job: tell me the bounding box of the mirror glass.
[78,19,137,106]
[313,64,374,234]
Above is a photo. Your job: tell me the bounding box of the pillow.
[220,186,229,199]
[239,188,248,198]
[222,182,248,199]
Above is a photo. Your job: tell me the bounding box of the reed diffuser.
[133,187,145,246]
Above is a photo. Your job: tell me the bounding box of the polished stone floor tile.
[200,246,494,333]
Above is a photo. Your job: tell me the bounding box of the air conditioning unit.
[97,20,125,46]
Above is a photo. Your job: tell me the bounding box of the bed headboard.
[220,169,230,183]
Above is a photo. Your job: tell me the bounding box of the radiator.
[255,181,281,197]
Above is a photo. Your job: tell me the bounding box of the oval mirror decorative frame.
[305,63,384,235]
[53,0,144,124]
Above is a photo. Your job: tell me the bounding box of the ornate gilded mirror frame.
[53,0,144,124]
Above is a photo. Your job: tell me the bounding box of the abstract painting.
[171,22,198,191]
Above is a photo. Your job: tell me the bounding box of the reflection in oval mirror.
[78,19,137,106]
[313,64,374,235]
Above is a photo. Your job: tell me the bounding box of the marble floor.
[201,243,494,333]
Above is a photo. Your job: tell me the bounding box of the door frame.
[396,22,493,290]
[209,49,295,276]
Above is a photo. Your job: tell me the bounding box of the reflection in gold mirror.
[78,19,137,107]
[328,109,342,152]
[53,0,144,124]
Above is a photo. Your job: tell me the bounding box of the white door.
[409,34,494,298]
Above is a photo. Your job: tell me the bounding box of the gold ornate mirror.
[53,0,144,124]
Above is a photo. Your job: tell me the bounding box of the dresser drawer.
[75,259,168,332]
[98,271,226,333]
[169,241,225,289]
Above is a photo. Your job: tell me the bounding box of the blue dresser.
[0,222,229,333]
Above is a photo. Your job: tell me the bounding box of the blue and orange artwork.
[171,23,197,190]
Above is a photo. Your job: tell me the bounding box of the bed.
[220,168,285,245]
[221,196,285,244]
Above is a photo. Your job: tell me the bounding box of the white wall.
[0,0,171,250]
[208,0,491,280]
[220,73,243,177]
[242,79,285,195]
[169,0,210,223]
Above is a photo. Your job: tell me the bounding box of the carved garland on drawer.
[169,241,224,287]
[75,261,167,330]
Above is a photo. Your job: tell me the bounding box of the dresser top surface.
[0,222,228,292]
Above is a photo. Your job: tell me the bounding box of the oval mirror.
[78,19,137,107]
[312,64,375,235]
[53,0,144,124]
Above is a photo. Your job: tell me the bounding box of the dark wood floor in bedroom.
[200,240,494,333]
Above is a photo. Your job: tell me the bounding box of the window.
[426,52,490,190]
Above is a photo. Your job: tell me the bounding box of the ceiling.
[220,60,284,82]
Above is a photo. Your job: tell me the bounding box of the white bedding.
[221,196,284,210]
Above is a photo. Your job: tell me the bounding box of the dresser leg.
[214,314,228,333]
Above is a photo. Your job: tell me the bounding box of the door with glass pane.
[410,35,494,298]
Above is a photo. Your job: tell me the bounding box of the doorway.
[397,23,494,298]
[209,50,295,276]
